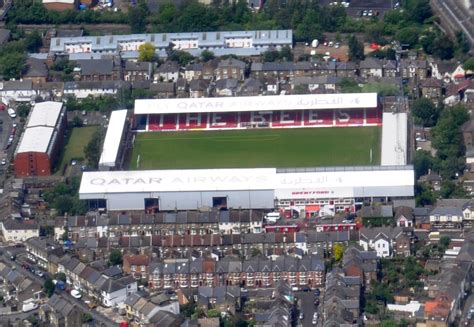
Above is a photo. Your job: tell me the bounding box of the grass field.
[130,127,381,170]
[57,126,99,173]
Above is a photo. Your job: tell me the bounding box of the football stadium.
[79,93,413,213]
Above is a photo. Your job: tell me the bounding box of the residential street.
[0,253,116,327]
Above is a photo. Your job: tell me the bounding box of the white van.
[22,300,38,312]
[7,108,16,118]
[264,212,281,224]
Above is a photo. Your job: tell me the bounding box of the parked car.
[314,289,321,296]
[1,159,6,165]
[70,289,82,299]
[7,108,16,118]
[299,312,304,320]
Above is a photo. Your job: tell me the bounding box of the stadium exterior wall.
[83,190,274,211]
[14,152,52,177]
[79,167,414,212]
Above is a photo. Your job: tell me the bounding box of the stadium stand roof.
[381,112,408,166]
[16,102,64,155]
[79,166,414,196]
[99,110,128,169]
[134,93,378,115]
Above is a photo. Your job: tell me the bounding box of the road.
[0,252,116,327]
[460,293,474,326]
[295,290,323,327]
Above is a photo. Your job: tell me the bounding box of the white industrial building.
[79,166,414,212]
[99,109,128,170]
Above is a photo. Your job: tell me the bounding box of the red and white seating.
[148,114,178,131]
[365,108,382,125]
[145,108,381,131]
[272,110,302,127]
[303,110,334,126]
[334,109,364,126]
[209,112,238,129]
[178,113,207,130]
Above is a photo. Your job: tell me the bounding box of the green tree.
[412,98,438,127]
[395,27,420,47]
[413,150,433,178]
[439,236,450,250]
[128,5,147,33]
[138,42,156,62]
[109,249,123,265]
[463,57,474,71]
[201,50,215,62]
[333,243,345,261]
[55,272,67,283]
[431,104,469,179]
[455,31,470,56]
[347,35,364,61]
[84,130,102,168]
[181,302,197,317]
[44,278,55,297]
[0,51,27,80]
[415,183,435,206]
[72,116,83,127]
[380,318,397,327]
[262,50,279,62]
[169,50,195,66]
[433,35,454,60]
[43,178,87,215]
[17,104,31,119]
[407,0,432,23]
[25,30,43,52]
[340,78,362,93]
[207,309,220,318]
[191,306,206,319]
[82,313,93,323]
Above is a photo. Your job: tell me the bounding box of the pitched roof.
[2,219,39,231]
[24,58,48,78]
[75,59,114,75]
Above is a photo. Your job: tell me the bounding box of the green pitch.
[130,127,381,170]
